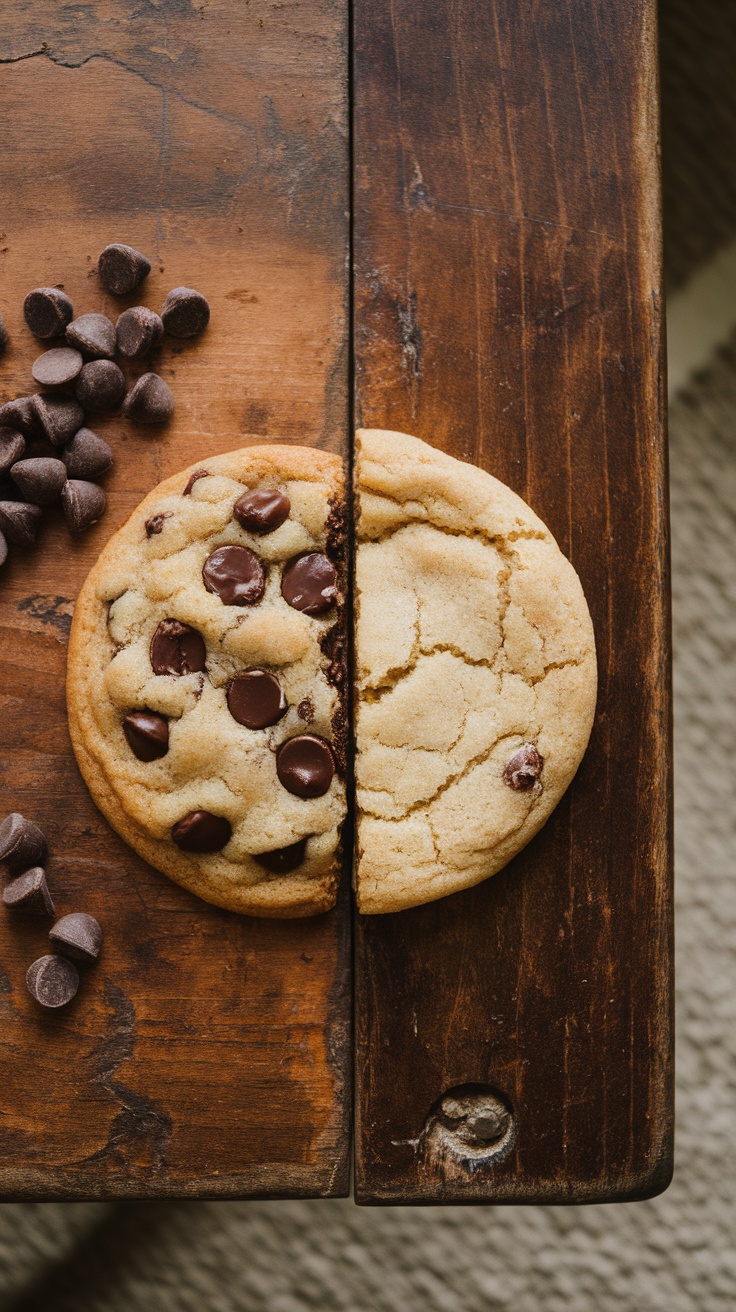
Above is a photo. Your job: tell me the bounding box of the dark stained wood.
[0,1,350,1199]
[352,0,673,1201]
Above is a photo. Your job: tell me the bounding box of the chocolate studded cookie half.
[67,445,347,917]
[353,429,597,914]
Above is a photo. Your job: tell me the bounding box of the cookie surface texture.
[67,445,347,917]
[354,429,597,914]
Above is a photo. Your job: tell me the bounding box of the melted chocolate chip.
[123,710,170,760]
[171,810,231,853]
[233,488,290,534]
[202,545,265,606]
[253,838,308,874]
[50,912,103,962]
[502,742,544,791]
[276,734,335,798]
[26,955,78,1008]
[281,552,337,616]
[2,866,55,917]
[145,512,171,537]
[183,469,209,495]
[227,670,287,729]
[150,619,206,676]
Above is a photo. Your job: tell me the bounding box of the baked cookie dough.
[67,445,347,917]
[354,429,597,914]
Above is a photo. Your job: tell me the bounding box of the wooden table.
[0,0,672,1203]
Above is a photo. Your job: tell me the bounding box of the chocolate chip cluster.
[0,242,210,568]
[0,812,103,1010]
[126,475,339,874]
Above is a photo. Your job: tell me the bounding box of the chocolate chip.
[32,346,83,388]
[23,436,57,461]
[0,813,48,868]
[0,397,37,435]
[66,312,116,359]
[297,698,315,724]
[11,458,66,506]
[123,710,169,760]
[49,911,103,962]
[253,838,308,874]
[0,428,25,476]
[116,306,164,358]
[62,428,113,480]
[24,287,74,339]
[0,530,7,568]
[202,545,265,606]
[3,867,55,917]
[98,243,151,296]
[0,315,9,355]
[281,552,337,616]
[171,810,231,853]
[145,512,170,537]
[61,479,106,535]
[123,373,174,424]
[0,500,42,546]
[183,469,209,495]
[26,954,79,1008]
[75,360,126,412]
[30,394,85,446]
[276,734,335,798]
[503,742,544,791]
[150,618,206,676]
[234,488,290,534]
[227,670,287,729]
[161,286,210,338]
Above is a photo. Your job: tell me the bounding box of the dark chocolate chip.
[297,698,315,724]
[0,500,43,546]
[0,427,25,476]
[75,359,126,412]
[23,436,57,461]
[23,287,74,339]
[253,838,308,874]
[234,488,290,535]
[281,552,337,616]
[276,734,335,798]
[30,393,85,446]
[503,742,544,791]
[0,530,6,568]
[26,954,79,1008]
[0,314,9,355]
[49,911,103,962]
[183,469,209,495]
[116,306,164,358]
[98,243,151,296]
[3,867,55,917]
[11,458,66,506]
[123,373,174,424]
[171,810,231,853]
[66,312,116,359]
[62,428,113,480]
[123,710,169,760]
[0,397,37,435]
[227,670,287,729]
[145,512,170,537]
[202,545,265,606]
[161,287,210,338]
[150,618,206,676]
[61,479,106,535]
[0,813,48,868]
[32,346,83,388]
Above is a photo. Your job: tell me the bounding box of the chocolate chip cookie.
[354,429,597,914]
[67,445,347,917]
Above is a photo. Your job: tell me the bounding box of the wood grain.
[0,1,349,1199]
[352,0,673,1202]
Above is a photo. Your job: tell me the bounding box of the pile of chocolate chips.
[0,811,103,1009]
[0,242,210,568]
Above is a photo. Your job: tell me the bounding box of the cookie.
[67,445,347,917]
[353,429,597,914]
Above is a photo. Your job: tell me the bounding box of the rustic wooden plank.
[0,1,349,1199]
[352,0,673,1202]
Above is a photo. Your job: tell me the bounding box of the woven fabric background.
[2,1,735,1307]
